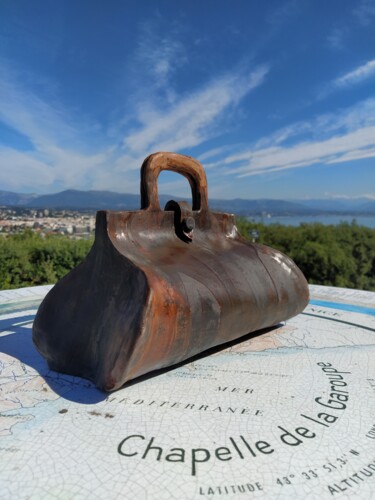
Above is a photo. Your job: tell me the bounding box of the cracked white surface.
[0,285,374,499]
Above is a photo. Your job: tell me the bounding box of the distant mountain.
[26,189,190,211]
[291,198,375,213]
[359,201,375,212]
[1,189,318,215]
[1,189,374,215]
[209,198,317,215]
[26,189,140,210]
[0,190,37,206]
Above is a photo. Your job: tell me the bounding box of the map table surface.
[0,284,374,499]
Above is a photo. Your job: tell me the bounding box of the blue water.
[309,299,375,316]
[247,214,375,228]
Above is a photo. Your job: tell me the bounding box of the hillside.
[1,189,374,215]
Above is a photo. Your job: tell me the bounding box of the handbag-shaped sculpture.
[32,152,309,391]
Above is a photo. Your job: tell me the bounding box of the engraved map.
[0,284,374,499]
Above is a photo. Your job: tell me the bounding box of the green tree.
[0,222,374,291]
[235,218,375,291]
[0,231,92,289]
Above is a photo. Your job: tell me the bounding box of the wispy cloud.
[326,145,375,164]
[115,64,269,170]
[212,98,375,178]
[353,0,375,26]
[327,27,346,50]
[0,63,114,192]
[0,147,55,191]
[324,192,375,200]
[0,72,77,149]
[317,58,375,99]
[234,126,375,177]
[334,58,375,87]
[0,49,269,192]
[266,0,303,28]
[327,1,375,50]
[110,16,271,178]
[134,19,188,92]
[197,145,238,162]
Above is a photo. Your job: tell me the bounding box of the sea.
[246,214,375,229]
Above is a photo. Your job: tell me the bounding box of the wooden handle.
[140,152,209,211]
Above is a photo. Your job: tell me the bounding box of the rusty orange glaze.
[32,152,309,391]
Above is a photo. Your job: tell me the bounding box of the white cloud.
[266,0,302,28]
[118,64,269,169]
[326,146,375,164]
[40,145,114,186]
[327,27,346,50]
[0,147,54,191]
[0,64,114,192]
[0,74,77,149]
[318,58,375,100]
[0,56,269,193]
[354,0,375,26]
[135,20,188,90]
[234,126,375,177]
[214,99,375,178]
[197,145,237,162]
[324,192,375,200]
[334,58,375,87]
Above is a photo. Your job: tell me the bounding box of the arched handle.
[140,152,209,211]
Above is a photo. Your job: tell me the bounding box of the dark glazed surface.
[32,152,309,391]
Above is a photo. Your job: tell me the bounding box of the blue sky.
[1,0,375,200]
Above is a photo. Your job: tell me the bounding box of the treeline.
[237,219,375,291]
[0,221,374,291]
[0,230,92,290]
